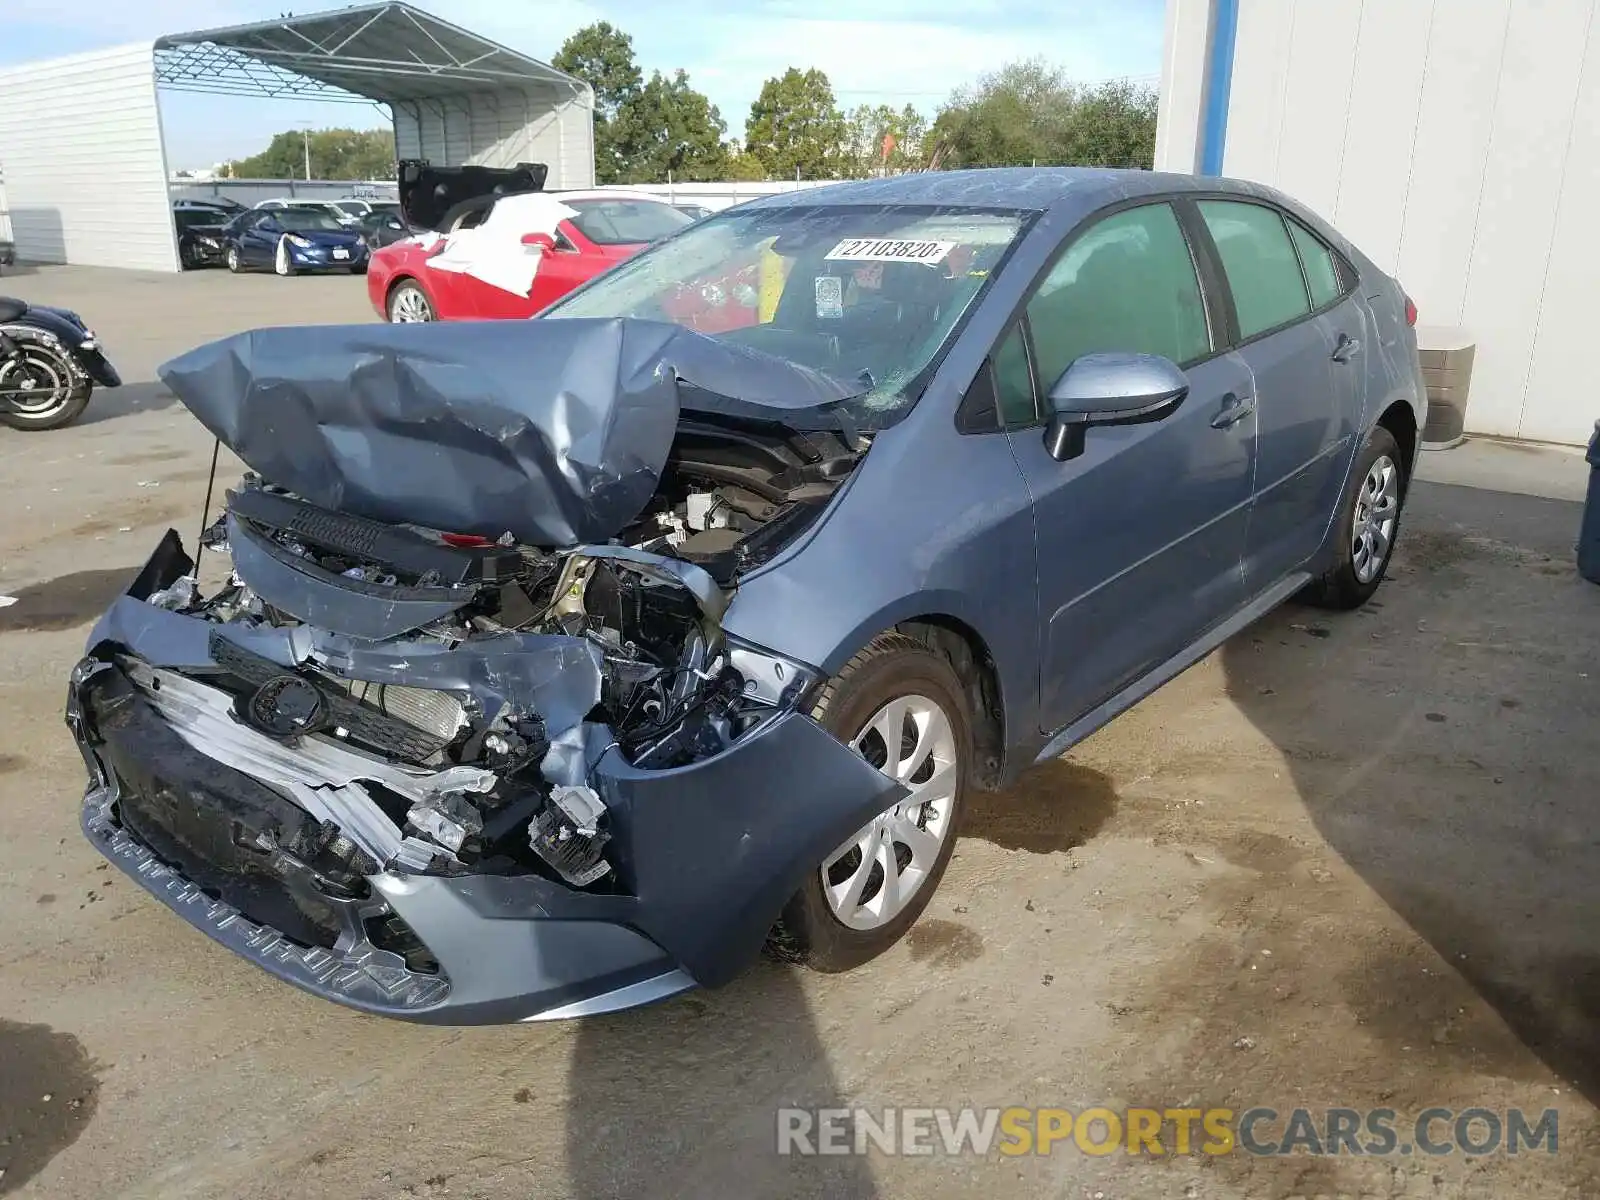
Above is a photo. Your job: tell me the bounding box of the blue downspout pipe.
[1200,0,1239,175]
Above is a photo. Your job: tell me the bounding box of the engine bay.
[129,416,863,892]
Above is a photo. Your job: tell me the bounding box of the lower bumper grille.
[71,662,451,1012]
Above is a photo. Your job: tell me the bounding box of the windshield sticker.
[824,238,954,266]
[814,275,845,320]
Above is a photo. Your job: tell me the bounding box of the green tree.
[552,21,643,184]
[1060,79,1160,169]
[227,127,396,179]
[611,69,728,183]
[744,67,849,180]
[926,60,1157,171]
[841,103,927,176]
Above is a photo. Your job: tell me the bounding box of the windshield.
[564,198,694,246]
[276,209,346,232]
[545,204,1029,427]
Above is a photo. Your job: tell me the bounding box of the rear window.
[564,199,694,246]
[1197,200,1311,340]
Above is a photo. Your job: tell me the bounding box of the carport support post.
[1155,0,1238,175]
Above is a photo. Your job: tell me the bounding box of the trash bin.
[1581,420,1600,585]
[1418,327,1476,451]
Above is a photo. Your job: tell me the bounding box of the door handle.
[1332,333,1362,363]
[1210,391,1256,430]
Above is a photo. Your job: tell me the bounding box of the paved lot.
[2,266,1599,1199]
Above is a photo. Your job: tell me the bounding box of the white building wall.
[0,44,178,272]
[1158,0,1600,445]
[392,86,595,189]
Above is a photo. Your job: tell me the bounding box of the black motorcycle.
[0,296,121,430]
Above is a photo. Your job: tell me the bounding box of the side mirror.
[1043,352,1190,462]
[521,231,556,252]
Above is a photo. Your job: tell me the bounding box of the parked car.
[0,237,13,274]
[252,198,362,228]
[173,204,231,270]
[673,202,714,221]
[222,206,369,275]
[357,204,410,251]
[68,168,1424,1023]
[367,190,693,321]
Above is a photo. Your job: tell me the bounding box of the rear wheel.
[775,633,971,972]
[0,341,92,430]
[387,281,434,323]
[1304,425,1405,609]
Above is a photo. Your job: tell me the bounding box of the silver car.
[68,168,1424,1022]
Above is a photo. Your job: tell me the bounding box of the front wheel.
[0,341,92,430]
[1304,425,1405,609]
[225,245,243,273]
[274,237,295,277]
[776,633,971,972]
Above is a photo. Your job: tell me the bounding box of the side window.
[1026,203,1211,393]
[1286,218,1342,310]
[1197,200,1310,339]
[993,323,1036,427]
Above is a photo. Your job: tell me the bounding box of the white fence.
[170,177,839,214]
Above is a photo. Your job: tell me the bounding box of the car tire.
[1304,425,1405,610]
[387,280,435,323]
[349,263,368,275]
[274,237,295,277]
[773,632,971,973]
[225,245,242,273]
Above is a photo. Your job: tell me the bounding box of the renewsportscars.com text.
[776,1106,1559,1158]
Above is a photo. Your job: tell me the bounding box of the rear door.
[997,200,1258,732]
[1194,200,1360,587]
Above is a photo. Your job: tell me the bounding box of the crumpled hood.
[157,317,862,546]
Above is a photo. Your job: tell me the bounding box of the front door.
[1001,201,1258,733]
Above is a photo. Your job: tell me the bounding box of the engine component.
[529,784,611,886]
[407,791,485,854]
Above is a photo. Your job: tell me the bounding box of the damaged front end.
[68,319,902,1023]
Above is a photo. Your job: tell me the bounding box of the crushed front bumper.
[66,534,903,1024]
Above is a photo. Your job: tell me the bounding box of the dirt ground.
[2,266,1598,1200]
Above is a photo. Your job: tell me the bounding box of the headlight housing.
[725,637,821,711]
[286,234,312,249]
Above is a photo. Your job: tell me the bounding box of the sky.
[2,0,1166,170]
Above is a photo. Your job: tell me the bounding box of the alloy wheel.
[390,286,434,323]
[1352,453,1400,584]
[821,693,959,931]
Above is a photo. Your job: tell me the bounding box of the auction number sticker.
[824,238,954,266]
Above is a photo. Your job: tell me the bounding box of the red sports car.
[366,189,694,322]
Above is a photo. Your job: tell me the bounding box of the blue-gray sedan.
[68,168,1424,1022]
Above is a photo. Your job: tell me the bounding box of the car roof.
[733,167,1278,216]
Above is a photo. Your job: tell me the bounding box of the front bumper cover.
[67,534,903,1023]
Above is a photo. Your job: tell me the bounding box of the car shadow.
[1220,479,1600,1106]
[74,380,177,427]
[558,757,1120,1198]
[564,961,879,1199]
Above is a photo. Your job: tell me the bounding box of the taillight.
[1404,294,1418,327]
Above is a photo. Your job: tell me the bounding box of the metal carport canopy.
[154,2,594,184]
